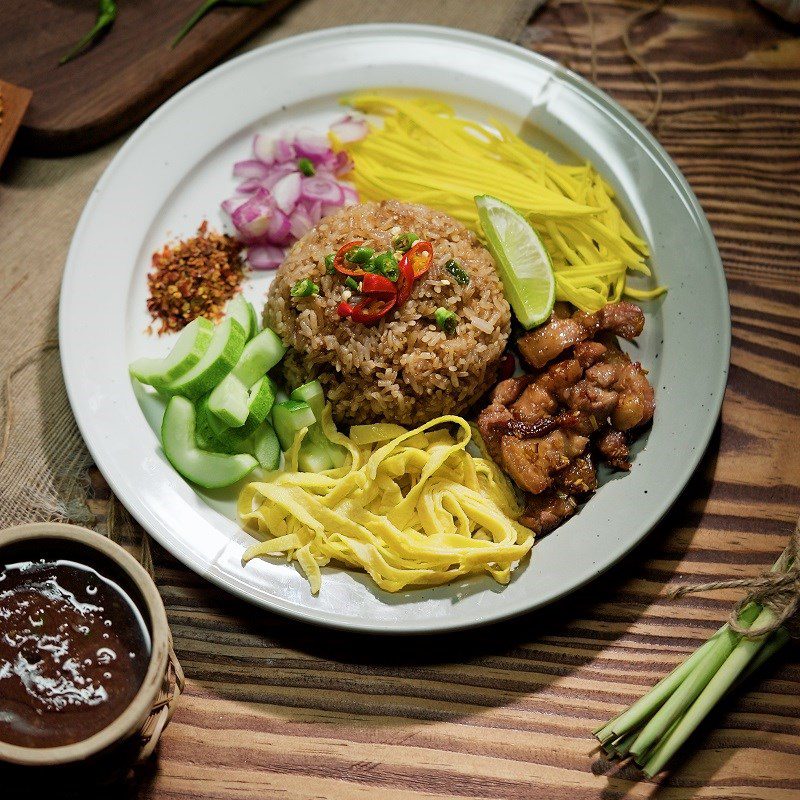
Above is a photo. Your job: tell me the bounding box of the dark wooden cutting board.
[0,0,295,155]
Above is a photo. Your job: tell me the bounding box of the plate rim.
[59,23,730,634]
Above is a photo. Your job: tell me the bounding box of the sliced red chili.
[350,295,395,325]
[333,240,367,277]
[399,240,433,279]
[395,255,416,307]
[337,301,354,318]
[361,273,397,298]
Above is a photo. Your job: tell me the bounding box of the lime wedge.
[475,195,555,329]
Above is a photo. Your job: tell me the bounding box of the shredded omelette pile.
[336,94,665,313]
[239,412,533,593]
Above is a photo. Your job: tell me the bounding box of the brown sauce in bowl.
[0,559,151,749]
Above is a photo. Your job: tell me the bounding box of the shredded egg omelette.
[238,411,533,593]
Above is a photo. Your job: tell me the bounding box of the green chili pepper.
[391,232,420,253]
[434,307,458,335]
[172,0,271,48]
[344,276,359,292]
[371,252,399,281]
[324,253,336,273]
[291,278,319,298]
[297,158,316,177]
[444,259,470,286]
[60,0,118,65]
[345,246,375,264]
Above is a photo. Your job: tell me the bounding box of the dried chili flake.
[146,222,245,335]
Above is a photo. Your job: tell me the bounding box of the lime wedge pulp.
[475,195,555,329]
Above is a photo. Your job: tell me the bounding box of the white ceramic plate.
[60,25,729,633]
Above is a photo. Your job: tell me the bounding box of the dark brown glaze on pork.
[478,301,654,535]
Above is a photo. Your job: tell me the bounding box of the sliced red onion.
[300,176,344,205]
[288,205,315,240]
[261,162,299,190]
[330,114,368,144]
[221,196,241,215]
[272,137,295,163]
[246,244,284,270]
[294,129,330,160]
[272,172,302,215]
[230,189,273,243]
[252,134,275,164]
[266,208,292,245]
[233,159,271,180]
[341,184,359,206]
[307,199,323,225]
[235,178,263,195]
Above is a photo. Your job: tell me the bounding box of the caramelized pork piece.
[518,317,589,369]
[595,428,631,470]
[555,454,598,494]
[476,404,513,461]
[518,301,645,369]
[601,344,655,431]
[478,300,654,536]
[519,491,577,535]
[500,432,570,495]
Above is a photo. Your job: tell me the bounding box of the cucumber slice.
[248,376,276,423]
[298,437,333,473]
[197,397,256,454]
[162,318,246,400]
[252,421,281,470]
[226,294,252,340]
[161,396,256,488]
[232,328,286,387]
[291,380,346,469]
[290,380,325,419]
[208,373,249,427]
[272,400,316,451]
[247,301,259,338]
[130,318,214,390]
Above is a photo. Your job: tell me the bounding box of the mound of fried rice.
[264,200,511,425]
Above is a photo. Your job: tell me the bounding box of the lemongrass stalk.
[628,602,762,759]
[641,605,778,777]
[737,626,790,686]
[594,604,758,744]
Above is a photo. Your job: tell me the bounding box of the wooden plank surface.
[19,1,800,797]
[0,0,294,155]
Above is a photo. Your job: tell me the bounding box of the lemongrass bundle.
[337,94,666,313]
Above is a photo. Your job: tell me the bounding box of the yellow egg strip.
[240,412,532,594]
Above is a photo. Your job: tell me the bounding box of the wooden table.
[71,1,800,797]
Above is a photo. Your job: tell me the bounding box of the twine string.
[670,518,800,639]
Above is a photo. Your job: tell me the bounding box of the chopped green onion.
[444,258,470,286]
[434,307,458,334]
[392,232,420,252]
[344,276,359,292]
[324,253,336,273]
[297,157,316,176]
[345,246,374,264]
[291,279,319,297]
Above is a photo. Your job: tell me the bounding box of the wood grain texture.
[7,1,799,797]
[0,80,32,167]
[0,0,295,155]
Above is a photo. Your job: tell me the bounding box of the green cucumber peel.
[162,318,246,400]
[129,317,214,390]
[252,420,281,470]
[232,327,286,387]
[247,376,276,423]
[226,294,253,340]
[272,400,316,451]
[161,396,256,489]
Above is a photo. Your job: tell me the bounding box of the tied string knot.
[669,518,800,639]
